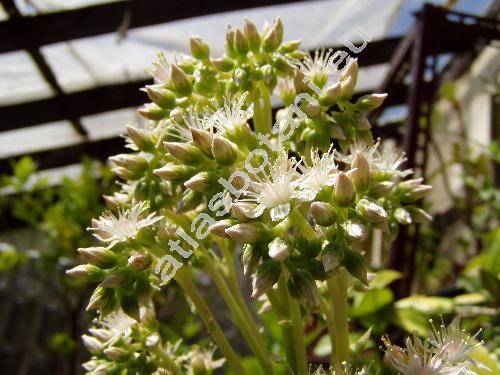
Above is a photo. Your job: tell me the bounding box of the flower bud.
[355,93,388,112]
[333,172,355,207]
[128,253,152,272]
[409,207,432,223]
[211,56,235,72]
[268,237,290,262]
[319,82,341,107]
[280,39,302,53]
[153,164,193,182]
[241,244,261,275]
[342,220,368,242]
[353,114,372,130]
[78,247,116,268]
[231,202,256,222]
[137,103,169,121]
[190,127,214,157]
[109,154,148,173]
[310,201,337,226]
[100,268,130,288]
[164,142,203,165]
[82,335,102,355]
[408,184,433,201]
[190,35,210,60]
[233,28,249,57]
[225,25,236,57]
[329,122,346,140]
[343,249,368,286]
[372,180,395,196]
[398,178,423,190]
[244,18,261,52]
[66,264,104,282]
[190,352,209,375]
[322,242,344,272]
[126,125,155,152]
[225,222,272,244]
[184,171,216,192]
[177,189,203,213]
[89,328,113,341]
[340,76,355,100]
[212,135,238,165]
[104,347,128,362]
[145,85,177,109]
[86,286,114,311]
[356,199,387,223]
[303,101,321,118]
[394,207,412,225]
[145,334,160,348]
[262,17,283,52]
[103,192,129,209]
[340,58,358,86]
[251,260,281,297]
[170,63,193,96]
[111,166,136,180]
[209,219,234,238]
[288,270,319,308]
[120,294,140,321]
[350,151,370,190]
[274,56,295,74]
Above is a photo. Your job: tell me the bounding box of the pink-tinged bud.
[109,154,148,173]
[322,243,344,272]
[212,135,238,165]
[329,122,346,140]
[350,151,370,190]
[82,335,102,355]
[343,249,368,286]
[398,178,424,190]
[394,207,412,225]
[342,220,368,242]
[241,244,261,275]
[189,35,210,60]
[225,222,272,244]
[355,93,388,112]
[334,172,355,207]
[244,18,261,52]
[340,76,355,100]
[409,185,433,200]
[319,82,341,107]
[66,264,104,282]
[209,219,235,238]
[153,164,193,182]
[126,125,155,152]
[190,127,213,157]
[262,17,283,52]
[104,347,128,361]
[356,199,387,223]
[288,270,319,308]
[111,166,135,180]
[231,202,257,222]
[310,201,337,226]
[78,247,116,268]
[145,85,176,109]
[86,286,114,311]
[127,253,152,272]
[372,180,395,196]
[268,237,290,262]
[164,142,203,165]
[184,171,215,192]
[89,328,113,341]
[137,103,168,121]
[170,64,193,96]
[251,260,281,297]
[341,58,358,86]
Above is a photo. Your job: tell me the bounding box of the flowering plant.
[67,18,489,374]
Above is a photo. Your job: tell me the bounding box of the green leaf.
[453,293,487,305]
[394,308,429,335]
[352,288,393,317]
[368,270,402,289]
[395,295,454,314]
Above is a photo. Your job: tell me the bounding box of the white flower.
[101,309,136,337]
[207,93,253,134]
[166,111,213,142]
[293,48,340,85]
[149,51,191,85]
[240,150,301,221]
[429,318,485,370]
[297,146,338,200]
[89,201,162,245]
[335,140,412,178]
[180,346,225,375]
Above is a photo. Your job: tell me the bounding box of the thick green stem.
[203,256,275,374]
[319,296,337,363]
[290,207,316,240]
[175,267,246,374]
[151,346,182,375]
[327,269,350,365]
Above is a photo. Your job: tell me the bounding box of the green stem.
[175,267,246,374]
[203,255,275,374]
[252,91,267,134]
[327,269,350,365]
[290,207,316,240]
[261,83,273,132]
[319,296,341,370]
[151,346,182,375]
[279,272,309,375]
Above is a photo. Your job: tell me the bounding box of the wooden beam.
[0,38,403,132]
[0,0,305,54]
